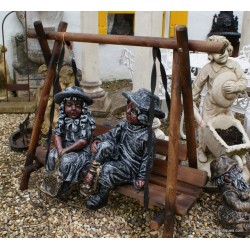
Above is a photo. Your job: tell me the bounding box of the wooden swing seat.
[35,124,208,229]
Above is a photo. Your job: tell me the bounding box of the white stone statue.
[0,44,13,98]
[192,35,248,163]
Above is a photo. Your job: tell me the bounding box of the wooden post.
[163,48,182,238]
[176,26,197,168]
[33,21,52,66]
[20,21,68,190]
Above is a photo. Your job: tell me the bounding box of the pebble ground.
[0,113,243,239]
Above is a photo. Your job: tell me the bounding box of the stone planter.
[204,114,250,158]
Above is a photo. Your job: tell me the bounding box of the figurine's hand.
[223,81,238,93]
[135,179,145,189]
[58,148,66,157]
[84,171,94,185]
[91,139,101,153]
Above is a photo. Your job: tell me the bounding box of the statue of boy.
[83,88,165,210]
[210,155,250,237]
[40,86,96,200]
[192,35,247,163]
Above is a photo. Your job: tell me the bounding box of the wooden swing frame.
[19,21,226,237]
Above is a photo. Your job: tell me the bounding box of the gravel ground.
[0,113,243,239]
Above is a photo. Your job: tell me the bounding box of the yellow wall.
[98,11,107,34]
[169,11,188,38]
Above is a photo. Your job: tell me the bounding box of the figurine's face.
[126,101,141,125]
[212,49,229,64]
[64,99,83,119]
[222,165,243,183]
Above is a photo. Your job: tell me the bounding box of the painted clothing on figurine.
[94,119,155,189]
[46,112,95,183]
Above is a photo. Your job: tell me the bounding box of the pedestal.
[81,80,111,117]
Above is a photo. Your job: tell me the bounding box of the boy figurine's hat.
[54,86,93,105]
[122,88,165,119]
[210,155,237,180]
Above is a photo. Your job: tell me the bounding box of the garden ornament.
[40,86,95,201]
[192,35,247,163]
[210,155,250,237]
[83,88,165,210]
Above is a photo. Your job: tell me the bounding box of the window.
[98,11,187,38]
[98,11,135,35]
[108,13,134,35]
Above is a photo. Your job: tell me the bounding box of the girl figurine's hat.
[54,86,93,105]
[122,88,165,119]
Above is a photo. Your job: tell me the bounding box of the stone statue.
[210,155,250,237]
[59,64,77,91]
[83,88,165,210]
[0,44,14,97]
[40,86,96,201]
[35,63,79,135]
[192,35,247,163]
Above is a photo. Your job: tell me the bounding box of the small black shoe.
[85,194,108,210]
[85,185,110,210]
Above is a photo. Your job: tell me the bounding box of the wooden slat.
[115,183,199,215]
[149,174,203,198]
[93,124,113,137]
[155,138,187,160]
[152,160,207,187]
[177,166,207,187]
[5,84,29,91]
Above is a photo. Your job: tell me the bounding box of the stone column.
[80,11,111,116]
[133,12,163,93]
[240,11,250,51]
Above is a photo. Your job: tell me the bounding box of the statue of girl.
[40,86,96,201]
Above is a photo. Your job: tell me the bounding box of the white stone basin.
[204,114,250,158]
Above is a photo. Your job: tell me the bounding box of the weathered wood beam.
[163,48,182,238]
[33,21,52,66]
[176,26,197,169]
[20,21,68,190]
[27,30,227,54]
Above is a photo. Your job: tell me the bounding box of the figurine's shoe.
[197,149,207,163]
[85,185,110,210]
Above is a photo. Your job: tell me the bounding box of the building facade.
[0,11,245,82]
